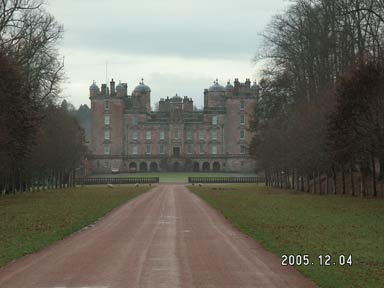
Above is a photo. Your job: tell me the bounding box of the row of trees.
[0,1,86,194]
[251,0,384,197]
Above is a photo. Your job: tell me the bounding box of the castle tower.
[89,79,124,172]
[224,78,257,159]
[225,80,234,97]
[204,79,226,111]
[131,79,151,113]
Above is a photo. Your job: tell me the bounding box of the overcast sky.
[48,0,290,109]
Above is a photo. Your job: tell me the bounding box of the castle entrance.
[173,147,180,157]
[202,162,210,172]
[213,162,221,172]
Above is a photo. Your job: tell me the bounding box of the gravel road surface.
[0,184,316,288]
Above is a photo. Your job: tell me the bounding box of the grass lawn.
[92,172,255,183]
[0,184,150,267]
[188,184,384,288]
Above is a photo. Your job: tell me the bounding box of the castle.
[89,78,259,173]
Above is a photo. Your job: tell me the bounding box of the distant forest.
[250,0,384,197]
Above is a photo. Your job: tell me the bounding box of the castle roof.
[133,79,151,94]
[208,79,225,92]
[225,80,234,91]
[116,81,125,92]
[170,94,182,102]
[89,81,99,91]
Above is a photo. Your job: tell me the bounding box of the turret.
[132,79,151,113]
[116,81,126,97]
[204,79,226,111]
[225,80,234,97]
[89,81,100,98]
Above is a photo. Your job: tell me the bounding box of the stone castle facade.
[89,77,259,173]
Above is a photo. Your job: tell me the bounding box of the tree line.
[0,1,86,194]
[250,0,384,197]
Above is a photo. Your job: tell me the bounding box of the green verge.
[0,185,150,267]
[188,184,384,288]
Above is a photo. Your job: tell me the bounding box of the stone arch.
[129,162,137,172]
[193,162,200,172]
[212,162,220,172]
[202,162,210,172]
[139,162,148,172]
[173,162,180,172]
[150,162,158,172]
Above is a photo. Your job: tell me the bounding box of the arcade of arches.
[126,161,221,172]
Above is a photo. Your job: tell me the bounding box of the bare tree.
[0,0,64,106]
[251,0,384,197]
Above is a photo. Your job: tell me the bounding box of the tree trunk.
[379,157,384,180]
[350,164,355,196]
[55,171,58,189]
[360,167,366,197]
[292,170,295,190]
[371,153,377,197]
[341,164,346,195]
[332,165,337,195]
[313,171,316,194]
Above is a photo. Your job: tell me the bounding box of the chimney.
[101,84,107,95]
[110,79,115,95]
[123,83,128,96]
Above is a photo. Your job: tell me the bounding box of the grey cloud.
[51,0,288,58]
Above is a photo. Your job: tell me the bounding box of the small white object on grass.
[135,183,139,187]
[199,183,202,187]
[107,184,114,188]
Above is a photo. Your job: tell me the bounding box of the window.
[132,117,138,125]
[104,130,110,140]
[187,144,192,154]
[132,146,138,155]
[160,144,165,154]
[146,144,151,154]
[104,100,109,111]
[146,131,151,140]
[174,129,179,139]
[187,130,192,140]
[104,115,110,125]
[240,145,246,154]
[133,131,138,140]
[212,115,218,125]
[104,146,110,155]
[160,131,165,140]
[240,100,245,111]
[199,130,205,140]
[211,130,217,140]
[240,114,245,125]
[211,145,217,155]
[199,143,204,154]
[240,130,245,139]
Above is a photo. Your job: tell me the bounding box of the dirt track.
[0,184,316,288]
